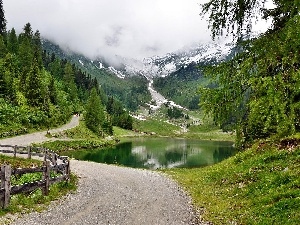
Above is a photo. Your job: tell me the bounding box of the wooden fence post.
[42,160,50,196]
[27,146,31,159]
[66,160,70,180]
[13,145,17,158]
[51,153,57,166]
[0,164,11,209]
[44,148,47,161]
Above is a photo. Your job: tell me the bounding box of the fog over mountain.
[3,0,270,66]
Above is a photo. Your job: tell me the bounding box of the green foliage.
[11,172,42,186]
[200,0,299,39]
[165,137,300,224]
[7,28,18,54]
[85,88,106,134]
[167,107,184,119]
[57,118,99,139]
[101,72,151,111]
[25,59,45,107]
[106,96,133,130]
[0,20,112,133]
[200,3,300,147]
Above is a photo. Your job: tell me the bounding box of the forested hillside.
[42,39,151,111]
[0,1,133,137]
[153,62,207,110]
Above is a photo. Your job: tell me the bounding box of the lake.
[64,137,236,169]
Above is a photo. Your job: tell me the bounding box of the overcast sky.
[3,0,270,63]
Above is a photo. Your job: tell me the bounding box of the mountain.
[41,39,151,111]
[41,38,236,111]
[149,41,237,110]
[98,40,235,79]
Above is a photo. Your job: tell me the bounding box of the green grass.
[131,110,235,141]
[36,139,115,154]
[164,137,300,224]
[181,125,235,141]
[0,155,42,168]
[113,126,137,137]
[36,119,117,153]
[49,118,99,140]
[133,117,181,136]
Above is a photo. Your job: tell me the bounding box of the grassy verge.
[113,126,139,137]
[50,119,99,140]
[133,117,181,136]
[0,155,77,220]
[132,117,235,141]
[0,154,43,168]
[0,115,75,140]
[36,139,115,154]
[181,124,235,142]
[37,120,117,154]
[164,136,300,224]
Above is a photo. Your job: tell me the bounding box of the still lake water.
[65,138,236,169]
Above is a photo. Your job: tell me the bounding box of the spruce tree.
[18,37,33,89]
[33,30,43,68]
[85,88,105,135]
[26,59,44,107]
[0,34,6,58]
[0,0,6,36]
[7,28,18,54]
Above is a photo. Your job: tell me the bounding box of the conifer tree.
[19,23,33,42]
[32,30,43,68]
[0,53,19,102]
[7,28,18,54]
[48,76,57,105]
[26,59,44,107]
[63,62,78,101]
[0,0,6,36]
[18,37,33,89]
[85,88,105,134]
[0,34,6,58]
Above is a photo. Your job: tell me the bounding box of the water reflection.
[65,138,236,169]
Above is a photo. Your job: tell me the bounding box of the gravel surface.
[1,116,203,225]
[0,115,80,146]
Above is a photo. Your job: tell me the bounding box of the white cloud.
[3,0,270,64]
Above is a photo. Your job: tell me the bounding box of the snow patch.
[108,66,125,79]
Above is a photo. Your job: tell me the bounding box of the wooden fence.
[0,145,70,209]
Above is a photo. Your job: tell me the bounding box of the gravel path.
[1,117,202,225]
[0,115,80,146]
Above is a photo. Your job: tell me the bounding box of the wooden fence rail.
[0,144,70,209]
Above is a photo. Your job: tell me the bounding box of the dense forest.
[0,1,132,137]
[199,0,300,147]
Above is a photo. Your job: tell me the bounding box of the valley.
[41,38,236,137]
[1,1,299,224]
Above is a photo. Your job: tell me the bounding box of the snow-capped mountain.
[42,37,235,80]
[101,40,235,79]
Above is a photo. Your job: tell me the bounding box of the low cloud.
[4,0,218,63]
